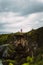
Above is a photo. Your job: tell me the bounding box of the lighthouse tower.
[21,29,22,33]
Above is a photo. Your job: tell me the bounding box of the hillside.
[0,27,43,65]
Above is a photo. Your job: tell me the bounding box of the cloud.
[0,12,25,24]
[0,0,43,15]
[37,0,43,3]
[0,12,43,33]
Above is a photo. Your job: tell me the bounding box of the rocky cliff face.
[0,27,43,59]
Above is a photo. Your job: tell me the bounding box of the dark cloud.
[0,0,43,15]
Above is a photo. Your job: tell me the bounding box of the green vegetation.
[9,63,13,65]
[0,27,43,65]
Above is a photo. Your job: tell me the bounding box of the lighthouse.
[21,29,22,33]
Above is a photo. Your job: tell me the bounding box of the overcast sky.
[0,0,43,34]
